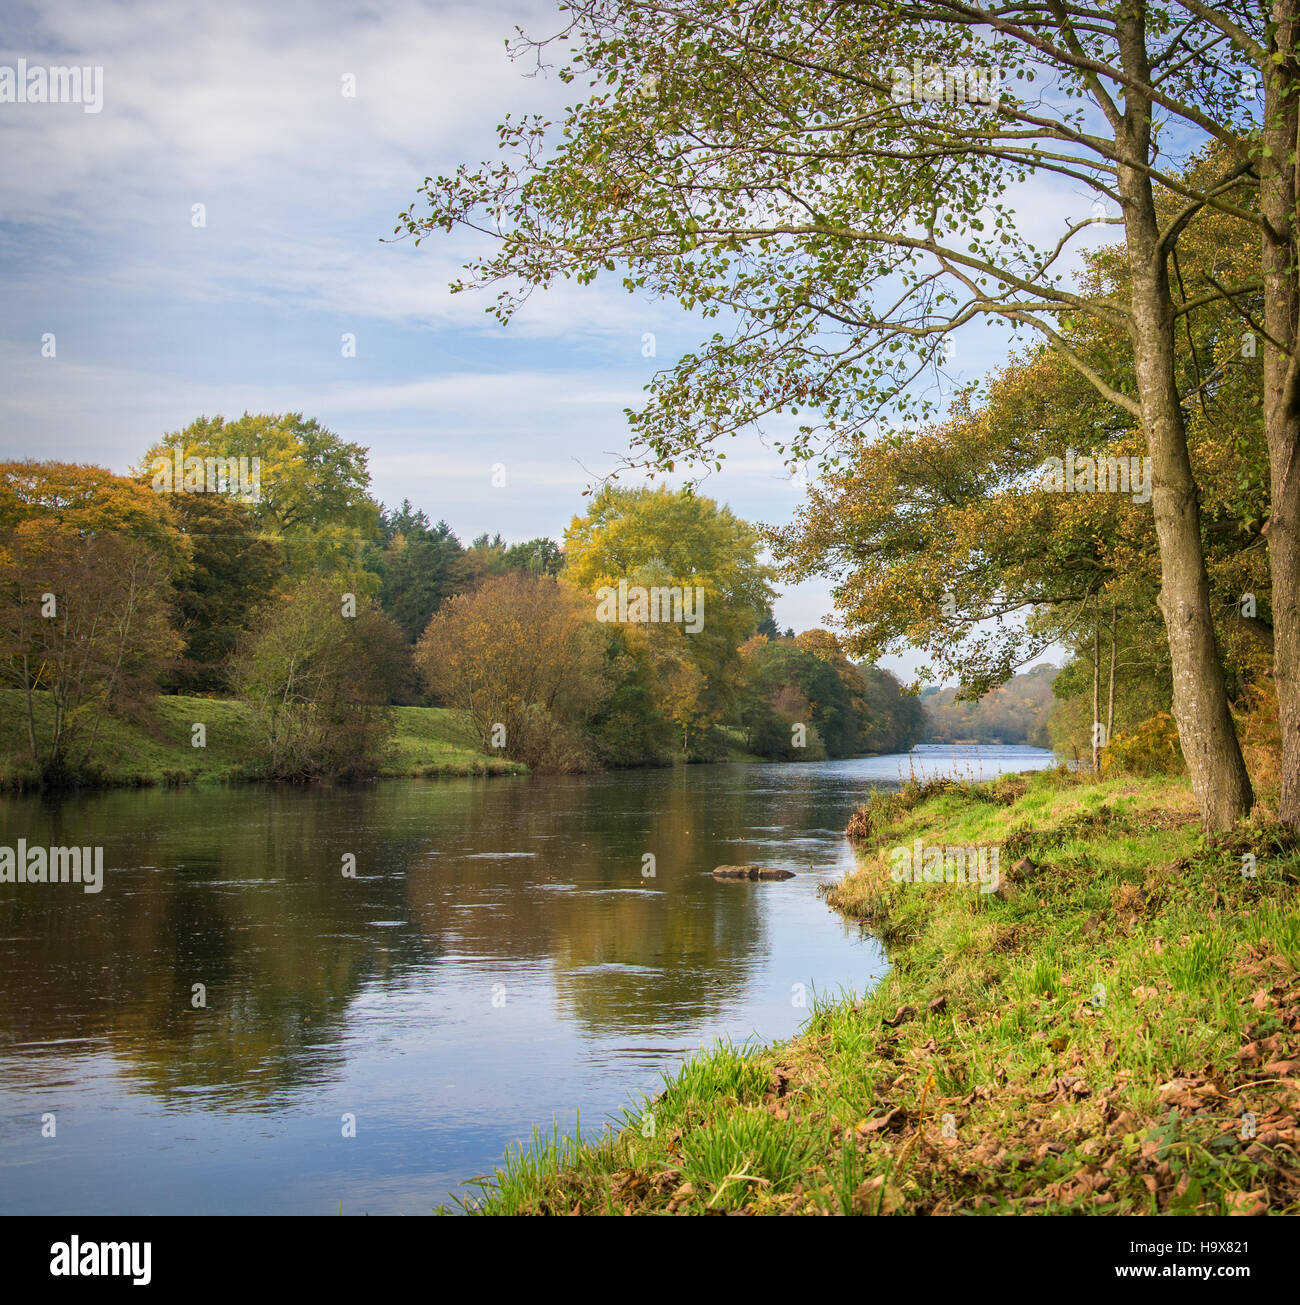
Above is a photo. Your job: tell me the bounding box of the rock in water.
[712,864,795,881]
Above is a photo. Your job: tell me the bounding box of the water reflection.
[0,744,1055,1213]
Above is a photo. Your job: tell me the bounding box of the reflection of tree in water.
[0,786,433,1105]
[405,768,842,1038]
[0,766,854,1100]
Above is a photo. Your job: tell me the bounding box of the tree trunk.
[1116,13,1253,828]
[1092,616,1101,772]
[1263,0,1300,824]
[1125,263,1254,826]
[1107,603,1117,745]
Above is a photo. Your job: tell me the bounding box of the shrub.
[233,579,410,780]
[416,572,609,772]
[1100,712,1187,777]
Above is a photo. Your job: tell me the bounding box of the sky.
[0,0,1115,681]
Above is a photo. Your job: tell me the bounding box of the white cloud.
[0,0,1113,683]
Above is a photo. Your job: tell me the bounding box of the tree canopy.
[403,0,1292,827]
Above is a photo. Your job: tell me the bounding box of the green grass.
[385,706,526,778]
[453,767,1300,1215]
[0,689,262,787]
[0,688,524,788]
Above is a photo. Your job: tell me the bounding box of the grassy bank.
[385,706,527,778]
[461,767,1300,1214]
[0,689,525,789]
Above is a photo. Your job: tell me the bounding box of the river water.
[0,743,1055,1213]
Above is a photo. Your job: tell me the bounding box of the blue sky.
[0,0,1115,680]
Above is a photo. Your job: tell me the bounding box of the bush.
[233,579,410,780]
[1100,712,1186,778]
[416,572,609,772]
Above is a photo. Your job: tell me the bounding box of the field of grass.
[0,689,524,788]
[458,767,1300,1215]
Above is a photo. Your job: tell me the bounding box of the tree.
[502,536,566,575]
[1259,0,1300,825]
[167,492,282,692]
[0,461,189,781]
[858,663,928,754]
[232,579,410,780]
[587,624,679,766]
[1,459,188,569]
[737,630,924,757]
[563,485,774,734]
[452,532,567,589]
[0,520,182,783]
[403,0,1282,827]
[140,414,379,581]
[924,664,1058,747]
[415,572,610,771]
[368,503,470,642]
[774,193,1270,769]
[737,636,834,759]
[657,652,711,757]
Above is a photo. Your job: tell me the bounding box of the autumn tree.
[140,414,379,582]
[0,459,188,568]
[0,521,182,783]
[563,485,774,742]
[0,461,190,781]
[232,579,411,780]
[415,572,610,770]
[403,0,1285,827]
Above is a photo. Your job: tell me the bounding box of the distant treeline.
[920,664,1057,748]
[1,419,922,783]
[737,631,924,760]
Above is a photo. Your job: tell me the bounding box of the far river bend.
[0,743,1056,1214]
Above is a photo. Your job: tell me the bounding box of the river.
[0,743,1055,1213]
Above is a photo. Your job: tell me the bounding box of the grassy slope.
[386,705,526,778]
[464,768,1300,1215]
[0,688,524,786]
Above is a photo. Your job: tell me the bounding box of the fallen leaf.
[857,1108,905,1134]
[1225,1189,1268,1216]
[1261,1059,1300,1076]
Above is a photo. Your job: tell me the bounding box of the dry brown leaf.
[1225,1189,1268,1216]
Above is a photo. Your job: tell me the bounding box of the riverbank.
[0,691,903,790]
[463,766,1300,1214]
[0,690,526,789]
